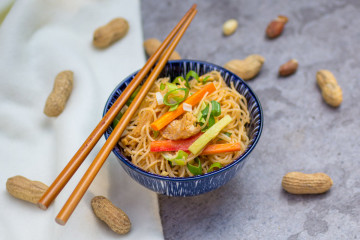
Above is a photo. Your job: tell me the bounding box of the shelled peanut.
[279,59,298,76]
[223,54,265,80]
[222,19,238,36]
[316,70,343,107]
[91,196,131,235]
[6,175,48,204]
[282,172,333,194]
[44,70,74,117]
[266,15,288,38]
[143,38,181,60]
[93,18,129,48]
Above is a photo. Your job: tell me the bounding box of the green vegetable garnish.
[224,132,232,137]
[189,115,233,155]
[211,100,221,117]
[201,115,215,132]
[197,102,207,122]
[207,162,223,173]
[166,82,178,91]
[162,150,188,166]
[201,103,209,117]
[171,71,209,89]
[208,115,216,126]
[171,71,204,89]
[163,88,189,106]
[169,104,179,111]
[173,76,190,89]
[153,130,160,138]
[198,100,221,131]
[126,85,141,106]
[112,111,123,128]
[186,70,199,83]
[187,157,202,175]
[160,83,166,90]
[173,76,183,85]
[113,85,144,127]
[202,76,210,84]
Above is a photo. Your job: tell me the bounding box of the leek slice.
[162,150,188,166]
[187,158,202,175]
[189,115,232,155]
[207,162,223,173]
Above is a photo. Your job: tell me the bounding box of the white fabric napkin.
[0,0,163,239]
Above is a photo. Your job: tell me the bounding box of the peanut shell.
[223,54,265,80]
[91,196,131,235]
[282,172,333,194]
[6,175,48,204]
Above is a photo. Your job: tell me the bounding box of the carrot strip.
[150,83,216,131]
[200,143,241,155]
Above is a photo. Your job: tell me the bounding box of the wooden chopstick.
[37,4,197,210]
[55,7,198,225]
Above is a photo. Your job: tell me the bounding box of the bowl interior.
[103,60,263,180]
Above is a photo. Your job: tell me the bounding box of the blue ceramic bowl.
[103,60,263,197]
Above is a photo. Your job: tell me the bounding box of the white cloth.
[0,0,163,239]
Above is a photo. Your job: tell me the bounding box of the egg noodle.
[119,71,250,177]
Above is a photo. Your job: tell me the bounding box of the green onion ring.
[187,157,202,175]
[163,88,189,106]
[207,162,223,173]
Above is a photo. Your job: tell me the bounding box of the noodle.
[119,71,250,177]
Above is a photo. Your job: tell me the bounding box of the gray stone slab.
[141,1,360,239]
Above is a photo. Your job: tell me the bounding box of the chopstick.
[37,4,197,210]
[55,7,198,225]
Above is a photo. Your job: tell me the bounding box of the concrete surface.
[141,1,360,239]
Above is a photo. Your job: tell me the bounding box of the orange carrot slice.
[150,83,216,131]
[200,143,241,155]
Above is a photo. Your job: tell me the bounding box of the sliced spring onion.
[211,100,221,117]
[202,76,210,84]
[197,120,205,127]
[163,88,189,106]
[201,103,209,117]
[186,70,199,83]
[156,92,164,105]
[197,102,207,122]
[189,115,233,155]
[183,102,192,112]
[201,115,215,132]
[162,150,188,166]
[207,162,223,173]
[153,130,160,138]
[166,82,178,91]
[198,100,221,131]
[207,114,214,126]
[173,76,184,84]
[187,157,202,175]
[169,104,179,111]
[172,71,200,88]
[112,111,123,128]
[173,76,190,89]
[126,85,141,106]
[223,132,232,137]
[160,83,166,90]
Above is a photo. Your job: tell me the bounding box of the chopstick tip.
[37,202,48,210]
[55,218,66,226]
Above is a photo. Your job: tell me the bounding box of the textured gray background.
[141,1,360,239]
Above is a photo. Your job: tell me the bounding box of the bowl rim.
[103,59,263,182]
